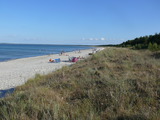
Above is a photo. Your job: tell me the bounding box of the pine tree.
[153,43,158,51]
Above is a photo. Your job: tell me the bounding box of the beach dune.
[0,48,104,90]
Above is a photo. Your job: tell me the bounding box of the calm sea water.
[0,44,94,62]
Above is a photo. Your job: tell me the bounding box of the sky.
[0,0,160,45]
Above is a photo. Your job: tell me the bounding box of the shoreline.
[0,47,95,63]
[0,47,104,90]
[0,48,94,63]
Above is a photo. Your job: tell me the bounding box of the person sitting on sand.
[59,51,63,55]
[59,50,69,56]
[77,56,84,59]
[78,49,81,53]
[49,58,54,62]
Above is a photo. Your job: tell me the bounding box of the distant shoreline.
[0,43,106,46]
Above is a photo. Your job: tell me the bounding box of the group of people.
[49,49,85,63]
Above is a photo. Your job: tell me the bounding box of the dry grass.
[0,47,160,120]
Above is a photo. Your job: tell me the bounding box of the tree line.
[119,33,160,51]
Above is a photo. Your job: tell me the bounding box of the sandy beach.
[0,48,104,90]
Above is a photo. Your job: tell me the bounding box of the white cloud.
[89,38,94,40]
[82,37,106,41]
[100,37,106,41]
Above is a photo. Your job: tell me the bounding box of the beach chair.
[72,57,78,62]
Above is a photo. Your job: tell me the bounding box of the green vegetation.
[0,48,160,120]
[120,33,160,51]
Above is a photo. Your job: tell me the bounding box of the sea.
[0,44,94,98]
[0,43,94,62]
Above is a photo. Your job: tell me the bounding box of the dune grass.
[0,47,160,120]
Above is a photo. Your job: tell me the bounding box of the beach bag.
[55,58,61,63]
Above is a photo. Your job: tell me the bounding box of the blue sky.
[0,0,160,45]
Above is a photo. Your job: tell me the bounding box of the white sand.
[0,48,104,90]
